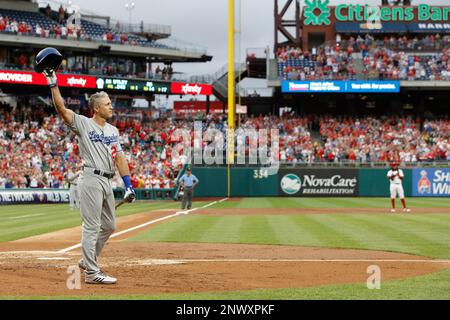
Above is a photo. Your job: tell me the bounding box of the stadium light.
[125,2,136,26]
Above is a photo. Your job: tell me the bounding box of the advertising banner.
[278,169,359,197]
[171,82,213,96]
[173,101,224,115]
[0,70,97,89]
[0,190,70,205]
[412,168,450,197]
[282,81,400,93]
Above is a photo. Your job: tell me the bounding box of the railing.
[156,37,208,54]
[189,74,214,84]
[238,87,274,97]
[318,39,450,53]
[246,47,269,59]
[212,63,247,83]
[192,160,450,169]
[111,21,171,37]
[278,161,450,169]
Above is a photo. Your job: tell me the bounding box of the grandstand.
[0,0,448,193]
[1,96,448,190]
[0,0,211,81]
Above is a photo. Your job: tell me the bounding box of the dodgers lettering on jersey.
[88,131,119,145]
[70,113,123,172]
[387,169,404,185]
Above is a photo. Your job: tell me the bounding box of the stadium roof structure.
[0,0,212,63]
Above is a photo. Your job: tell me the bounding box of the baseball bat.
[115,194,136,210]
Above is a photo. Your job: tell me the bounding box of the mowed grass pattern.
[0,201,193,242]
[129,198,450,259]
[213,197,450,209]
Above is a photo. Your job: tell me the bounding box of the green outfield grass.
[128,197,450,259]
[0,197,449,300]
[212,197,450,209]
[0,201,207,242]
[0,198,450,242]
[2,269,450,300]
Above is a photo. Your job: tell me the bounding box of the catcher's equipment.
[35,47,63,73]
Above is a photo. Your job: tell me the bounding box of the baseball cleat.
[390,209,396,213]
[85,272,117,285]
[403,208,411,213]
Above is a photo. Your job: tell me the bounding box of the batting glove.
[124,187,136,203]
[122,175,136,203]
[43,69,58,88]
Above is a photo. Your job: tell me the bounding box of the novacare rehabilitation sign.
[303,0,450,26]
[279,169,359,197]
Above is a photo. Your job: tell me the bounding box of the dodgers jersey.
[387,169,404,185]
[70,113,123,173]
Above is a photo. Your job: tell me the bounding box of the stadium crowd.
[278,34,450,81]
[0,102,183,189]
[337,34,450,53]
[318,115,450,163]
[277,45,357,81]
[0,3,173,60]
[1,99,449,189]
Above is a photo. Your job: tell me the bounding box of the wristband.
[122,175,132,189]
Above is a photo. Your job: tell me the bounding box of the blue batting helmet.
[35,47,63,73]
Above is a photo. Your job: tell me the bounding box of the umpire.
[179,168,199,210]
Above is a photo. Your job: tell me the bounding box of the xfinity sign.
[303,1,450,26]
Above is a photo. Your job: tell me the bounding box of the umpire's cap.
[35,47,63,73]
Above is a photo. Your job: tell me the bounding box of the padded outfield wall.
[192,167,450,198]
[1,167,447,204]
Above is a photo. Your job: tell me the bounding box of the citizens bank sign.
[303,0,450,26]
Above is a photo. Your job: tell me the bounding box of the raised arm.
[43,70,74,125]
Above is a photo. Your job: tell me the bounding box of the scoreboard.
[0,70,212,96]
[96,78,170,94]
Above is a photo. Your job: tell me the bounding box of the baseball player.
[67,166,81,210]
[387,162,410,213]
[179,168,198,210]
[43,70,135,285]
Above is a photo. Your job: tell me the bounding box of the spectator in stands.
[60,24,67,39]
[35,23,42,37]
[46,3,52,17]
[18,54,28,69]
[59,4,65,24]
[10,19,18,33]
[0,17,5,32]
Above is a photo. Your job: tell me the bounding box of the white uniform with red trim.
[387,169,405,199]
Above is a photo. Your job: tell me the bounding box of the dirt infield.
[0,206,448,297]
[0,242,447,296]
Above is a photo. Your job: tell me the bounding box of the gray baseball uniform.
[67,171,80,209]
[179,173,198,210]
[70,113,123,275]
